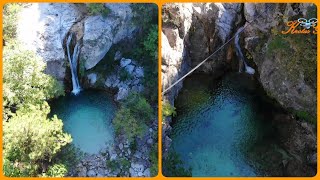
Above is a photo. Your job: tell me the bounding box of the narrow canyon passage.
[169,73,280,176]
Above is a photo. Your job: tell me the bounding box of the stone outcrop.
[242,3,316,117]
[17,3,137,82]
[17,3,83,82]
[104,55,145,101]
[82,4,136,70]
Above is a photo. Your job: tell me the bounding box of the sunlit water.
[170,73,277,176]
[50,90,117,154]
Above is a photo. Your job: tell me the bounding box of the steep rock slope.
[243,3,317,117]
[17,3,136,82]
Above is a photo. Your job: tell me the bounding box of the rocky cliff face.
[162,2,244,155]
[243,3,317,117]
[17,3,83,82]
[82,4,136,70]
[17,3,137,84]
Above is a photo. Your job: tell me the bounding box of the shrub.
[123,93,153,124]
[143,25,158,60]
[43,164,68,177]
[113,108,146,142]
[54,144,84,172]
[119,68,132,81]
[3,104,72,177]
[119,158,131,171]
[150,143,158,176]
[130,4,158,103]
[163,152,192,177]
[295,110,316,124]
[162,101,176,117]
[87,3,110,17]
[3,42,64,119]
[106,159,119,172]
[3,3,23,42]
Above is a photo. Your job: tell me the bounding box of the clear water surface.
[170,73,276,176]
[50,90,117,154]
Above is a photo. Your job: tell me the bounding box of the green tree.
[131,4,158,103]
[3,43,64,120]
[3,103,72,177]
[113,108,146,142]
[3,3,23,42]
[143,25,158,60]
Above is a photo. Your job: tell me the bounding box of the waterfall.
[66,34,81,95]
[234,27,255,75]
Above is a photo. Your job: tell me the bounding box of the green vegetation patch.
[113,93,154,142]
[163,152,192,177]
[267,33,317,88]
[87,3,110,17]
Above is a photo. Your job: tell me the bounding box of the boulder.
[120,58,132,67]
[143,168,151,177]
[87,73,97,85]
[116,86,129,101]
[87,169,96,177]
[105,74,120,88]
[77,165,87,177]
[82,4,136,70]
[125,65,135,74]
[114,51,122,61]
[133,67,144,78]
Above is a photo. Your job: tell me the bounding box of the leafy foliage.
[3,42,64,120]
[86,3,110,17]
[143,25,158,60]
[3,104,72,177]
[3,3,23,42]
[163,152,192,177]
[295,110,316,124]
[131,4,158,103]
[267,33,317,89]
[123,93,153,124]
[119,68,132,81]
[150,143,158,176]
[113,108,146,142]
[3,7,70,177]
[162,101,177,117]
[113,93,154,142]
[43,164,68,177]
[106,159,119,172]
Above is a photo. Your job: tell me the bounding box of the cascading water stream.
[66,34,81,95]
[234,27,255,75]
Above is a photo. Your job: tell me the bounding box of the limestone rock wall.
[17,3,137,82]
